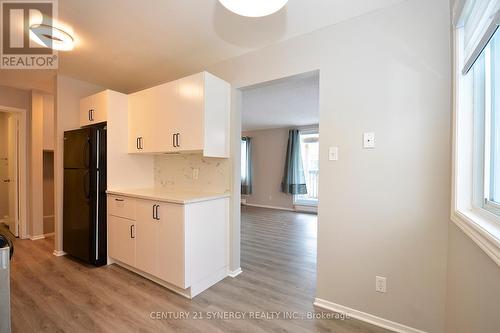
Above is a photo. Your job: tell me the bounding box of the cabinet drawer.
[108,195,136,220]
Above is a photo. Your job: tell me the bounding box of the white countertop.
[106,188,230,204]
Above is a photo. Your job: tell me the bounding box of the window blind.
[459,0,500,74]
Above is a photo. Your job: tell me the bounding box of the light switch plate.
[363,132,375,148]
[329,147,339,161]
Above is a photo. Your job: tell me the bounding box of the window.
[452,0,500,264]
[241,137,252,195]
[474,30,500,214]
[294,130,319,206]
[241,139,248,181]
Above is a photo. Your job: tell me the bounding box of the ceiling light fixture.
[29,24,75,51]
[218,0,288,17]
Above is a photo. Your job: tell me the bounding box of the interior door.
[7,114,18,237]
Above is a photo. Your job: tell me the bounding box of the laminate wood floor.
[7,206,393,333]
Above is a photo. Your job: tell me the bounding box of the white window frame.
[452,1,500,266]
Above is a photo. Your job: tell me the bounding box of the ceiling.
[52,0,404,93]
[242,71,319,131]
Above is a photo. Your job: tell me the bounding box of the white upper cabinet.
[128,72,230,158]
[79,90,110,127]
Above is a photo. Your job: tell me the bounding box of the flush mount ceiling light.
[29,24,75,51]
[218,0,288,17]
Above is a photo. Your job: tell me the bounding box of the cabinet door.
[108,216,136,267]
[91,90,108,124]
[150,81,178,153]
[157,203,186,288]
[135,200,159,276]
[128,89,152,153]
[79,95,94,127]
[175,73,204,152]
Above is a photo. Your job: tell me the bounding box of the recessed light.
[29,24,75,51]
[218,0,288,17]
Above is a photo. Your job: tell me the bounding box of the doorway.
[0,111,19,237]
[0,107,27,239]
[238,71,320,307]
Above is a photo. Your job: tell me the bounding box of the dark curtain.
[241,137,253,195]
[281,130,307,195]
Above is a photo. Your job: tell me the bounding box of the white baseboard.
[313,298,427,333]
[242,203,295,212]
[43,232,54,238]
[228,267,242,278]
[30,235,45,241]
[294,204,318,213]
[52,250,67,257]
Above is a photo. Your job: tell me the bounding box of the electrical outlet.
[363,132,375,148]
[192,168,199,180]
[329,147,339,161]
[376,276,387,293]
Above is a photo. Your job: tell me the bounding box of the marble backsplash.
[154,154,231,194]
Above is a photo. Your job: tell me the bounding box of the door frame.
[0,105,27,239]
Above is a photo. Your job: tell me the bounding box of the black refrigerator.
[63,126,107,266]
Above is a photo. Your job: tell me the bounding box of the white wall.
[31,93,45,238]
[208,0,451,332]
[54,75,104,253]
[31,93,55,238]
[446,224,500,333]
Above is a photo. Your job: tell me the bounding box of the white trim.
[313,298,427,333]
[294,204,318,213]
[228,267,242,278]
[52,250,67,257]
[43,232,55,238]
[451,211,500,265]
[30,235,45,241]
[242,203,295,212]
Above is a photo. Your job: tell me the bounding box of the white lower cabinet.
[107,194,228,298]
[108,216,136,267]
